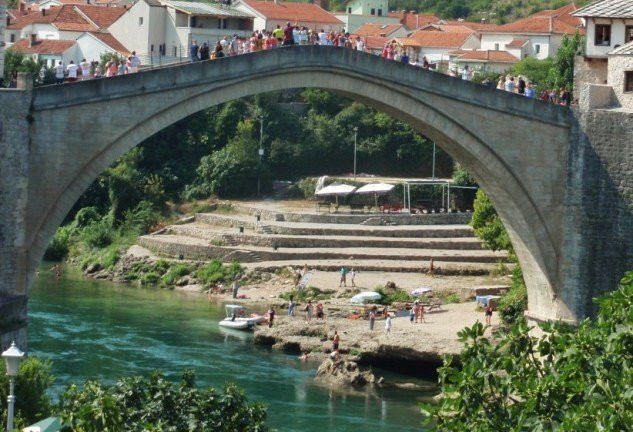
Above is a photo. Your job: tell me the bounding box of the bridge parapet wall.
[0,86,31,349]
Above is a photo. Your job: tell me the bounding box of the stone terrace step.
[194,213,475,238]
[167,224,485,250]
[139,234,508,264]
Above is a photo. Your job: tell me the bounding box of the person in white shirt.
[66,61,79,82]
[356,36,364,52]
[385,314,392,335]
[318,29,328,45]
[79,59,91,80]
[54,61,65,84]
[129,51,141,72]
[461,65,472,81]
[504,76,516,92]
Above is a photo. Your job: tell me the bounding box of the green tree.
[510,56,554,88]
[470,189,512,252]
[59,370,268,431]
[423,271,633,430]
[2,49,45,85]
[0,358,54,429]
[549,31,583,91]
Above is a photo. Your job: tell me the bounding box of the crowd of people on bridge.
[46,21,571,105]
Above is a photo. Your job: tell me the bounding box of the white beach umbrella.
[355,183,395,207]
[411,287,433,297]
[315,183,356,206]
[350,291,382,304]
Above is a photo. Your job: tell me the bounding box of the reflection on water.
[29,265,429,431]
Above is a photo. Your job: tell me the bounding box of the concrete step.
[138,234,508,264]
[167,224,485,250]
[194,213,475,238]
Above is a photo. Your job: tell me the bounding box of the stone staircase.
[137,207,508,275]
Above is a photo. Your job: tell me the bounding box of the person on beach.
[339,266,349,287]
[333,330,340,351]
[419,304,426,323]
[232,280,239,299]
[305,300,313,321]
[414,301,420,323]
[288,295,295,316]
[350,268,357,287]
[268,307,275,328]
[369,306,377,331]
[316,302,324,320]
[485,304,493,325]
[385,314,392,335]
[299,351,309,362]
[50,264,61,279]
[409,307,415,323]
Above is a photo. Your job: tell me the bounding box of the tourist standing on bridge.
[356,36,364,52]
[80,59,91,80]
[283,22,295,46]
[66,61,79,82]
[190,40,200,62]
[199,42,210,60]
[214,42,225,58]
[130,51,141,72]
[117,60,127,76]
[273,24,283,44]
[55,61,65,84]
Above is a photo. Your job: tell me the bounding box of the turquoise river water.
[29,266,431,431]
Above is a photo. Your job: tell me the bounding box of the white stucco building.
[479,4,583,61]
[108,0,254,62]
[393,27,481,66]
[234,0,343,32]
[573,0,633,85]
[334,0,399,33]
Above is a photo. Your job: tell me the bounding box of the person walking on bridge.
[190,40,200,62]
[283,22,295,46]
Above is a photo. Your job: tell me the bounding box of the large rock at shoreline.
[315,358,377,387]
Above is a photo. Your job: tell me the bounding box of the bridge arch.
[25,46,573,322]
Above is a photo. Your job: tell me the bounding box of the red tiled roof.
[243,0,342,24]
[354,23,403,37]
[420,23,477,33]
[351,35,388,50]
[443,20,500,31]
[389,11,439,29]
[91,32,130,54]
[7,5,97,31]
[455,50,519,63]
[506,38,528,47]
[11,38,76,54]
[408,29,476,48]
[75,4,127,28]
[484,4,583,35]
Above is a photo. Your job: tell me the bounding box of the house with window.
[234,0,342,32]
[607,41,633,109]
[479,3,583,60]
[108,0,254,62]
[388,10,440,30]
[391,27,481,66]
[5,4,129,66]
[334,0,399,33]
[449,49,520,73]
[573,0,633,84]
[354,22,408,39]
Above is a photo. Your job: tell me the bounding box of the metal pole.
[447,183,451,213]
[258,116,264,197]
[353,127,358,180]
[7,378,15,432]
[431,142,436,180]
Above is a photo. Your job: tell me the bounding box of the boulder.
[315,358,377,387]
[84,262,102,275]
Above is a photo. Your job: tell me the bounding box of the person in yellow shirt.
[272,24,283,44]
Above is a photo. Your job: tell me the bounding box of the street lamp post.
[431,142,436,180]
[353,126,358,180]
[258,116,264,197]
[2,341,24,432]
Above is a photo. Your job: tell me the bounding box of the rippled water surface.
[29,266,430,431]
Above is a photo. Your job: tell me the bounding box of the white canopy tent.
[350,291,382,304]
[355,183,396,208]
[315,183,357,206]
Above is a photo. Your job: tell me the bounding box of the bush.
[162,264,193,286]
[470,190,512,252]
[375,287,412,305]
[102,246,120,269]
[196,259,225,285]
[58,370,268,432]
[498,265,528,325]
[422,270,633,431]
[74,206,101,228]
[139,271,160,286]
[81,219,113,249]
[0,357,53,429]
[279,286,334,301]
[121,201,162,235]
[44,226,72,261]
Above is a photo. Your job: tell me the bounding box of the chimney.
[41,8,46,16]
[29,34,37,47]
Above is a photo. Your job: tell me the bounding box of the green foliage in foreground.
[423,271,633,431]
[195,260,243,287]
[58,370,268,432]
[0,358,54,430]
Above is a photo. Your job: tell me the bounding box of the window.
[594,24,611,46]
[377,8,382,16]
[626,26,633,43]
[494,43,499,50]
[138,16,144,26]
[535,44,540,54]
[347,7,351,13]
[150,44,154,52]
[10,33,15,42]
[625,71,633,93]
[370,8,375,15]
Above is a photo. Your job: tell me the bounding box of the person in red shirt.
[283,22,295,46]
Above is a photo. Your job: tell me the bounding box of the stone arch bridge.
[1,46,632,347]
